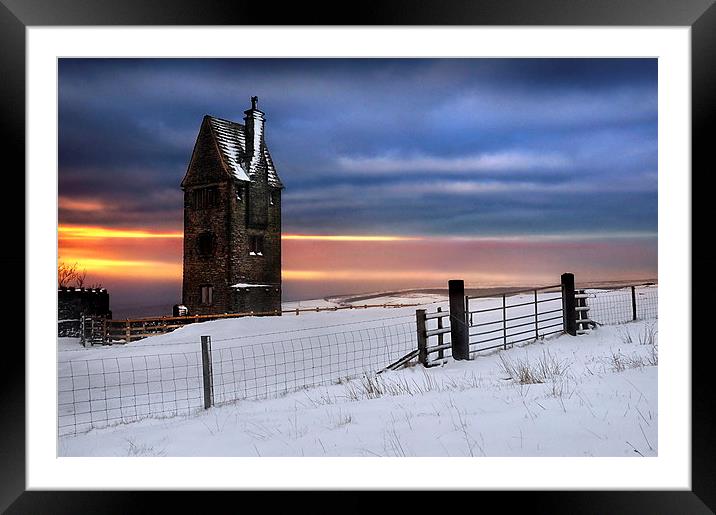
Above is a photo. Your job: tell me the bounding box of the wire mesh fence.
[583,285,658,325]
[58,320,415,436]
[415,283,658,366]
[212,322,415,404]
[58,284,658,436]
[58,352,204,436]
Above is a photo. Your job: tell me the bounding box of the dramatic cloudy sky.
[58,58,657,317]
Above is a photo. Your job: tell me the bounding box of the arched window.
[197,232,215,257]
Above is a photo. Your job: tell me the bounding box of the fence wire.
[212,322,414,403]
[58,285,658,436]
[419,284,657,363]
[584,285,658,325]
[58,320,414,436]
[58,352,204,436]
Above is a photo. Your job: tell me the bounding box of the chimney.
[244,96,265,175]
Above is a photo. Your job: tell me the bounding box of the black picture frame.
[2,1,711,512]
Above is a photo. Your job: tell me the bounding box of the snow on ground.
[58,304,423,361]
[59,317,658,457]
[329,291,447,307]
[281,298,343,310]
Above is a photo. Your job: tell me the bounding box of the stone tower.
[180,97,283,316]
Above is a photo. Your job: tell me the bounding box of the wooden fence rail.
[101,302,421,343]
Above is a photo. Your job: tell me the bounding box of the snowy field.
[58,286,658,457]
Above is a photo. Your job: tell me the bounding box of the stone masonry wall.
[182,112,282,316]
[58,287,111,320]
[182,181,232,315]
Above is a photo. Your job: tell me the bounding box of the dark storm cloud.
[58,58,657,236]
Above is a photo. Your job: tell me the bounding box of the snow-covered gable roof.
[206,115,283,188]
[207,116,249,182]
[262,146,283,188]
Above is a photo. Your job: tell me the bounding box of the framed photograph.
[4,0,712,512]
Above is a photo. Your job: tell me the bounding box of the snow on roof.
[207,116,283,188]
[207,116,250,182]
[231,283,274,288]
[262,145,283,188]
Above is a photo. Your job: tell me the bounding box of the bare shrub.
[58,261,90,288]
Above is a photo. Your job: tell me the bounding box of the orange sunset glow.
[59,225,184,240]
[58,224,657,290]
[57,225,426,281]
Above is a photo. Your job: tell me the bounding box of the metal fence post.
[449,280,469,360]
[416,309,428,367]
[631,285,637,321]
[502,294,507,349]
[201,335,214,409]
[437,306,444,360]
[561,273,577,336]
[534,289,539,340]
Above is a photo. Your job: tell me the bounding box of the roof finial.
[251,96,258,110]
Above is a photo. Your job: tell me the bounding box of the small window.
[249,235,264,256]
[193,186,218,209]
[200,285,213,305]
[269,190,278,206]
[236,184,243,201]
[197,232,215,257]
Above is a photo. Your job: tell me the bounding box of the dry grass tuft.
[499,350,571,385]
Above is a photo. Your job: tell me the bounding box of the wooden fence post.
[416,309,428,367]
[80,314,86,347]
[561,273,577,336]
[631,285,637,321]
[201,335,214,409]
[449,280,469,360]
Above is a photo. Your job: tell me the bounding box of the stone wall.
[58,287,111,336]
[182,180,232,315]
[58,287,111,320]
